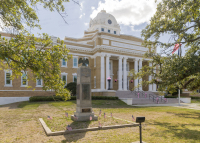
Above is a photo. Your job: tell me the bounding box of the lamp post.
[136,117,145,143]
[107,77,111,90]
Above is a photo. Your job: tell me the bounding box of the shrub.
[191,96,200,99]
[164,95,178,98]
[167,88,182,96]
[29,96,119,102]
[65,82,76,96]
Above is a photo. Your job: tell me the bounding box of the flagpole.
[178,44,181,106]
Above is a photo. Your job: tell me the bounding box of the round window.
[108,19,112,24]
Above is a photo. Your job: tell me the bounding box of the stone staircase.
[116,90,183,105]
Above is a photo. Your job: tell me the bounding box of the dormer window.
[108,29,110,33]
[101,28,104,32]
[114,31,116,34]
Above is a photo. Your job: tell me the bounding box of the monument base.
[71,114,98,121]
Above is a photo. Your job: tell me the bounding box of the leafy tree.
[65,82,76,96]
[0,0,79,100]
[130,0,200,94]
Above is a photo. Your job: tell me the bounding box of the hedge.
[164,96,178,98]
[29,96,118,102]
[191,96,200,99]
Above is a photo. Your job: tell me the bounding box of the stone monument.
[71,58,98,121]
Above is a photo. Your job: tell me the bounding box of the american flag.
[99,121,101,127]
[104,113,106,118]
[67,125,72,131]
[132,115,135,121]
[74,115,78,120]
[47,116,52,120]
[99,110,101,116]
[90,115,92,121]
[172,43,181,54]
[65,112,68,118]
[111,113,112,117]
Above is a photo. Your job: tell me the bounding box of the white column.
[123,57,127,90]
[139,59,143,91]
[134,59,138,91]
[101,54,105,90]
[118,56,123,90]
[149,62,153,91]
[106,54,110,90]
[153,67,157,91]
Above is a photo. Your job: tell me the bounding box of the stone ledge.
[39,118,139,136]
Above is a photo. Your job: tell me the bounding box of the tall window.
[61,73,68,85]
[126,62,129,71]
[94,76,96,88]
[114,31,116,34]
[108,29,110,33]
[21,72,28,87]
[94,58,96,67]
[5,70,12,86]
[73,75,77,82]
[73,56,78,68]
[61,58,67,67]
[36,79,42,87]
[101,28,104,32]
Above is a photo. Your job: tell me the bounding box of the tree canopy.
[130,0,200,94]
[0,0,74,99]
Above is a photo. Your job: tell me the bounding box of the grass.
[43,115,130,132]
[191,99,200,103]
[0,100,200,143]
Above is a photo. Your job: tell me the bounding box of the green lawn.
[0,100,200,143]
[191,99,200,103]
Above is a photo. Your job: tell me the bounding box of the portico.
[99,53,148,91]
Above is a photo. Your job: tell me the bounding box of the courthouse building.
[0,10,157,100]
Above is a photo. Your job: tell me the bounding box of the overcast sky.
[32,0,159,38]
[27,0,183,55]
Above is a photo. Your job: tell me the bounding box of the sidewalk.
[131,103,187,107]
[132,103,200,110]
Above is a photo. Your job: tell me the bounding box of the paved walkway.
[175,103,200,110]
[132,103,200,110]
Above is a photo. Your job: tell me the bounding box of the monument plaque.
[71,58,98,121]
[82,108,91,112]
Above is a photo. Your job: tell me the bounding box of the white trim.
[73,75,77,82]
[36,79,43,87]
[94,57,96,67]
[21,71,28,87]
[73,56,78,68]
[61,73,68,85]
[64,40,94,47]
[91,89,116,92]
[72,73,77,76]
[103,39,109,45]
[94,76,96,88]
[101,54,105,90]
[4,70,12,87]
[61,58,67,67]
[101,35,142,46]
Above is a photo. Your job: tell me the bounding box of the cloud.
[84,23,89,26]
[90,0,161,26]
[79,13,85,19]
[91,6,95,10]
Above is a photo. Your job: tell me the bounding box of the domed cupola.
[88,10,120,35]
